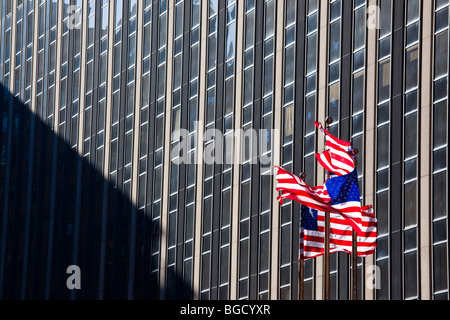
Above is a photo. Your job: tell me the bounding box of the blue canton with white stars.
[301,205,318,231]
[325,169,361,205]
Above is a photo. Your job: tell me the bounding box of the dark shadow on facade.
[0,84,191,300]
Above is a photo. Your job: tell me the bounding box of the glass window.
[434,30,448,79]
[433,243,448,293]
[353,7,366,50]
[329,21,341,62]
[404,112,417,158]
[404,180,417,226]
[306,33,317,75]
[405,45,418,90]
[433,101,447,148]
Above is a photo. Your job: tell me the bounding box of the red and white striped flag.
[275,166,363,235]
[356,205,378,256]
[315,121,355,176]
[299,205,377,260]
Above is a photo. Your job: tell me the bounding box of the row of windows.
[279,0,297,301]
[375,0,392,301]
[300,0,319,301]
[260,0,275,300]
[219,0,236,300]
[200,0,219,300]
[432,0,449,300]
[402,0,420,300]
[238,0,257,300]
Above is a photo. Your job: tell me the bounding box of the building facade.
[0,0,448,300]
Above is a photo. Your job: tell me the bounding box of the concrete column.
[419,0,433,301]
[229,0,245,300]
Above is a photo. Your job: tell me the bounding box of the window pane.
[405,45,418,90]
[433,171,447,220]
[433,219,447,244]
[264,56,273,95]
[283,104,294,143]
[406,22,419,46]
[353,7,365,51]
[329,21,341,62]
[433,147,447,172]
[404,251,418,298]
[306,33,317,75]
[353,71,365,113]
[376,259,389,300]
[435,7,449,32]
[379,0,392,38]
[434,101,448,149]
[378,59,391,102]
[376,191,389,235]
[285,45,295,84]
[245,11,255,49]
[328,82,340,120]
[377,124,389,168]
[243,67,253,106]
[264,0,275,38]
[406,0,420,23]
[286,0,296,25]
[433,243,448,293]
[305,94,316,135]
[208,33,217,69]
[226,23,235,61]
[435,31,449,80]
[404,180,417,227]
[404,112,417,158]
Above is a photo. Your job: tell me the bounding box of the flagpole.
[298,172,307,301]
[352,230,357,300]
[324,185,330,300]
[323,117,333,301]
[351,150,359,300]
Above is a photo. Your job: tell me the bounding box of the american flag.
[275,166,363,235]
[315,121,355,176]
[299,205,377,260]
[325,168,364,235]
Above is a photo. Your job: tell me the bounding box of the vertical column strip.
[77,0,87,158]
[45,0,63,299]
[364,0,378,301]
[193,0,208,300]
[8,1,16,93]
[159,0,174,300]
[419,0,433,300]
[269,0,284,300]
[230,0,244,300]
[127,0,144,299]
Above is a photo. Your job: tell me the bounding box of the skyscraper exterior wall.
[0,0,448,300]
